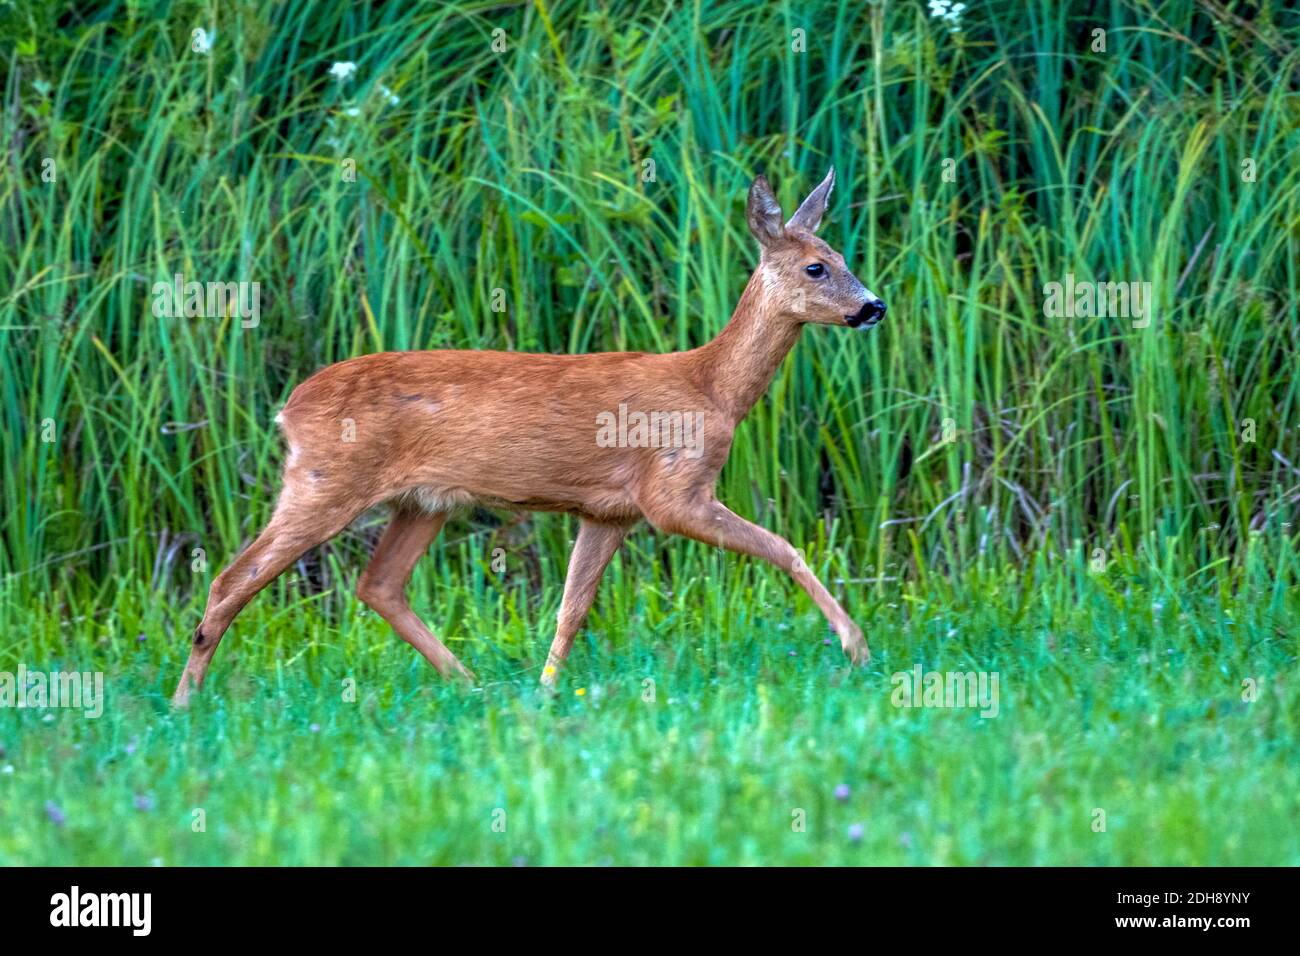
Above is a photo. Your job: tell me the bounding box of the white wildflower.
[191,28,214,55]
[928,0,966,31]
[329,61,357,83]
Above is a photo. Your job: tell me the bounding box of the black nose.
[847,299,886,329]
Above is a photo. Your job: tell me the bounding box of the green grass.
[1,0,1298,864]
[4,552,1298,865]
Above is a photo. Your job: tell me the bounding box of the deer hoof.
[452,662,477,684]
[839,624,869,665]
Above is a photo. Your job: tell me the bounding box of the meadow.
[1,0,1297,865]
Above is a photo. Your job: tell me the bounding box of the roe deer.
[172,167,885,706]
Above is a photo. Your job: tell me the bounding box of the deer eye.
[804,263,826,278]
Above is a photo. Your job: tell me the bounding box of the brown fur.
[173,169,885,704]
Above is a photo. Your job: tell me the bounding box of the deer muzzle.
[846,298,886,330]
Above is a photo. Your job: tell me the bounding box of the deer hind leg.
[173,486,368,706]
[540,518,629,688]
[356,508,474,682]
[640,492,868,664]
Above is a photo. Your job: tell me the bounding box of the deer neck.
[692,266,802,422]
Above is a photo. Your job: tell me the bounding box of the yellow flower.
[575,687,586,697]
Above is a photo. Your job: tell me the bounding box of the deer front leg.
[540,519,630,688]
[641,493,868,664]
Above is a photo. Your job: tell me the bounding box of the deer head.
[746,167,886,330]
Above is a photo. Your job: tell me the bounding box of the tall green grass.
[1,0,1297,637]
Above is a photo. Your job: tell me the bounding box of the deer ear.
[746,175,785,247]
[785,166,835,232]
